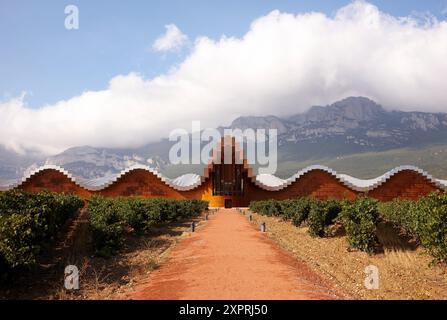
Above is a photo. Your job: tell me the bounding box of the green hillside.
[275,144,447,179]
[161,143,447,180]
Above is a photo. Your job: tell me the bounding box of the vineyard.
[249,191,447,263]
[1,188,447,299]
[87,197,208,256]
[0,190,208,284]
[0,190,84,281]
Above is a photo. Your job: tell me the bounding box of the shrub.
[125,198,148,232]
[307,199,342,237]
[86,196,132,256]
[178,199,208,219]
[0,190,84,277]
[290,197,315,227]
[379,192,447,264]
[249,200,282,217]
[339,197,379,254]
[379,199,416,235]
[0,211,42,270]
[251,194,447,262]
[86,197,208,256]
[278,200,294,220]
[249,197,314,226]
[415,192,447,263]
[249,201,264,215]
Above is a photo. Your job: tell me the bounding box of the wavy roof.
[254,165,447,192]
[0,164,203,192]
[0,164,446,193]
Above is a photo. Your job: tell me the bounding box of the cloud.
[2,1,447,154]
[152,24,189,52]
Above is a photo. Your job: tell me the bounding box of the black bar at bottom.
[0,300,445,319]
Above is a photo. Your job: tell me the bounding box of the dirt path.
[129,208,345,300]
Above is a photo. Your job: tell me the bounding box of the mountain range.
[1,96,447,181]
[226,97,447,150]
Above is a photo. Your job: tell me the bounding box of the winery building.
[1,137,446,207]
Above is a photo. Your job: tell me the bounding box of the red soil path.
[130,208,344,300]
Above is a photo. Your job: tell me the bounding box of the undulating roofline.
[254,165,447,192]
[1,164,446,193]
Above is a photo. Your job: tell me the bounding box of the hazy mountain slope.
[42,145,169,179]
[275,144,447,179]
[228,97,447,152]
[0,146,45,179]
[2,96,447,180]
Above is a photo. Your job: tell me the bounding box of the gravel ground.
[4,207,446,300]
[244,209,447,299]
[0,215,205,300]
[129,208,345,300]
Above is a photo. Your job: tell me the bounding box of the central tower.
[210,136,246,197]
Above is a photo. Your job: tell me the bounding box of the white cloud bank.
[2,1,447,154]
[152,24,188,52]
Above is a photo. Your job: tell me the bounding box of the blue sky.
[1,0,447,154]
[1,0,447,108]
